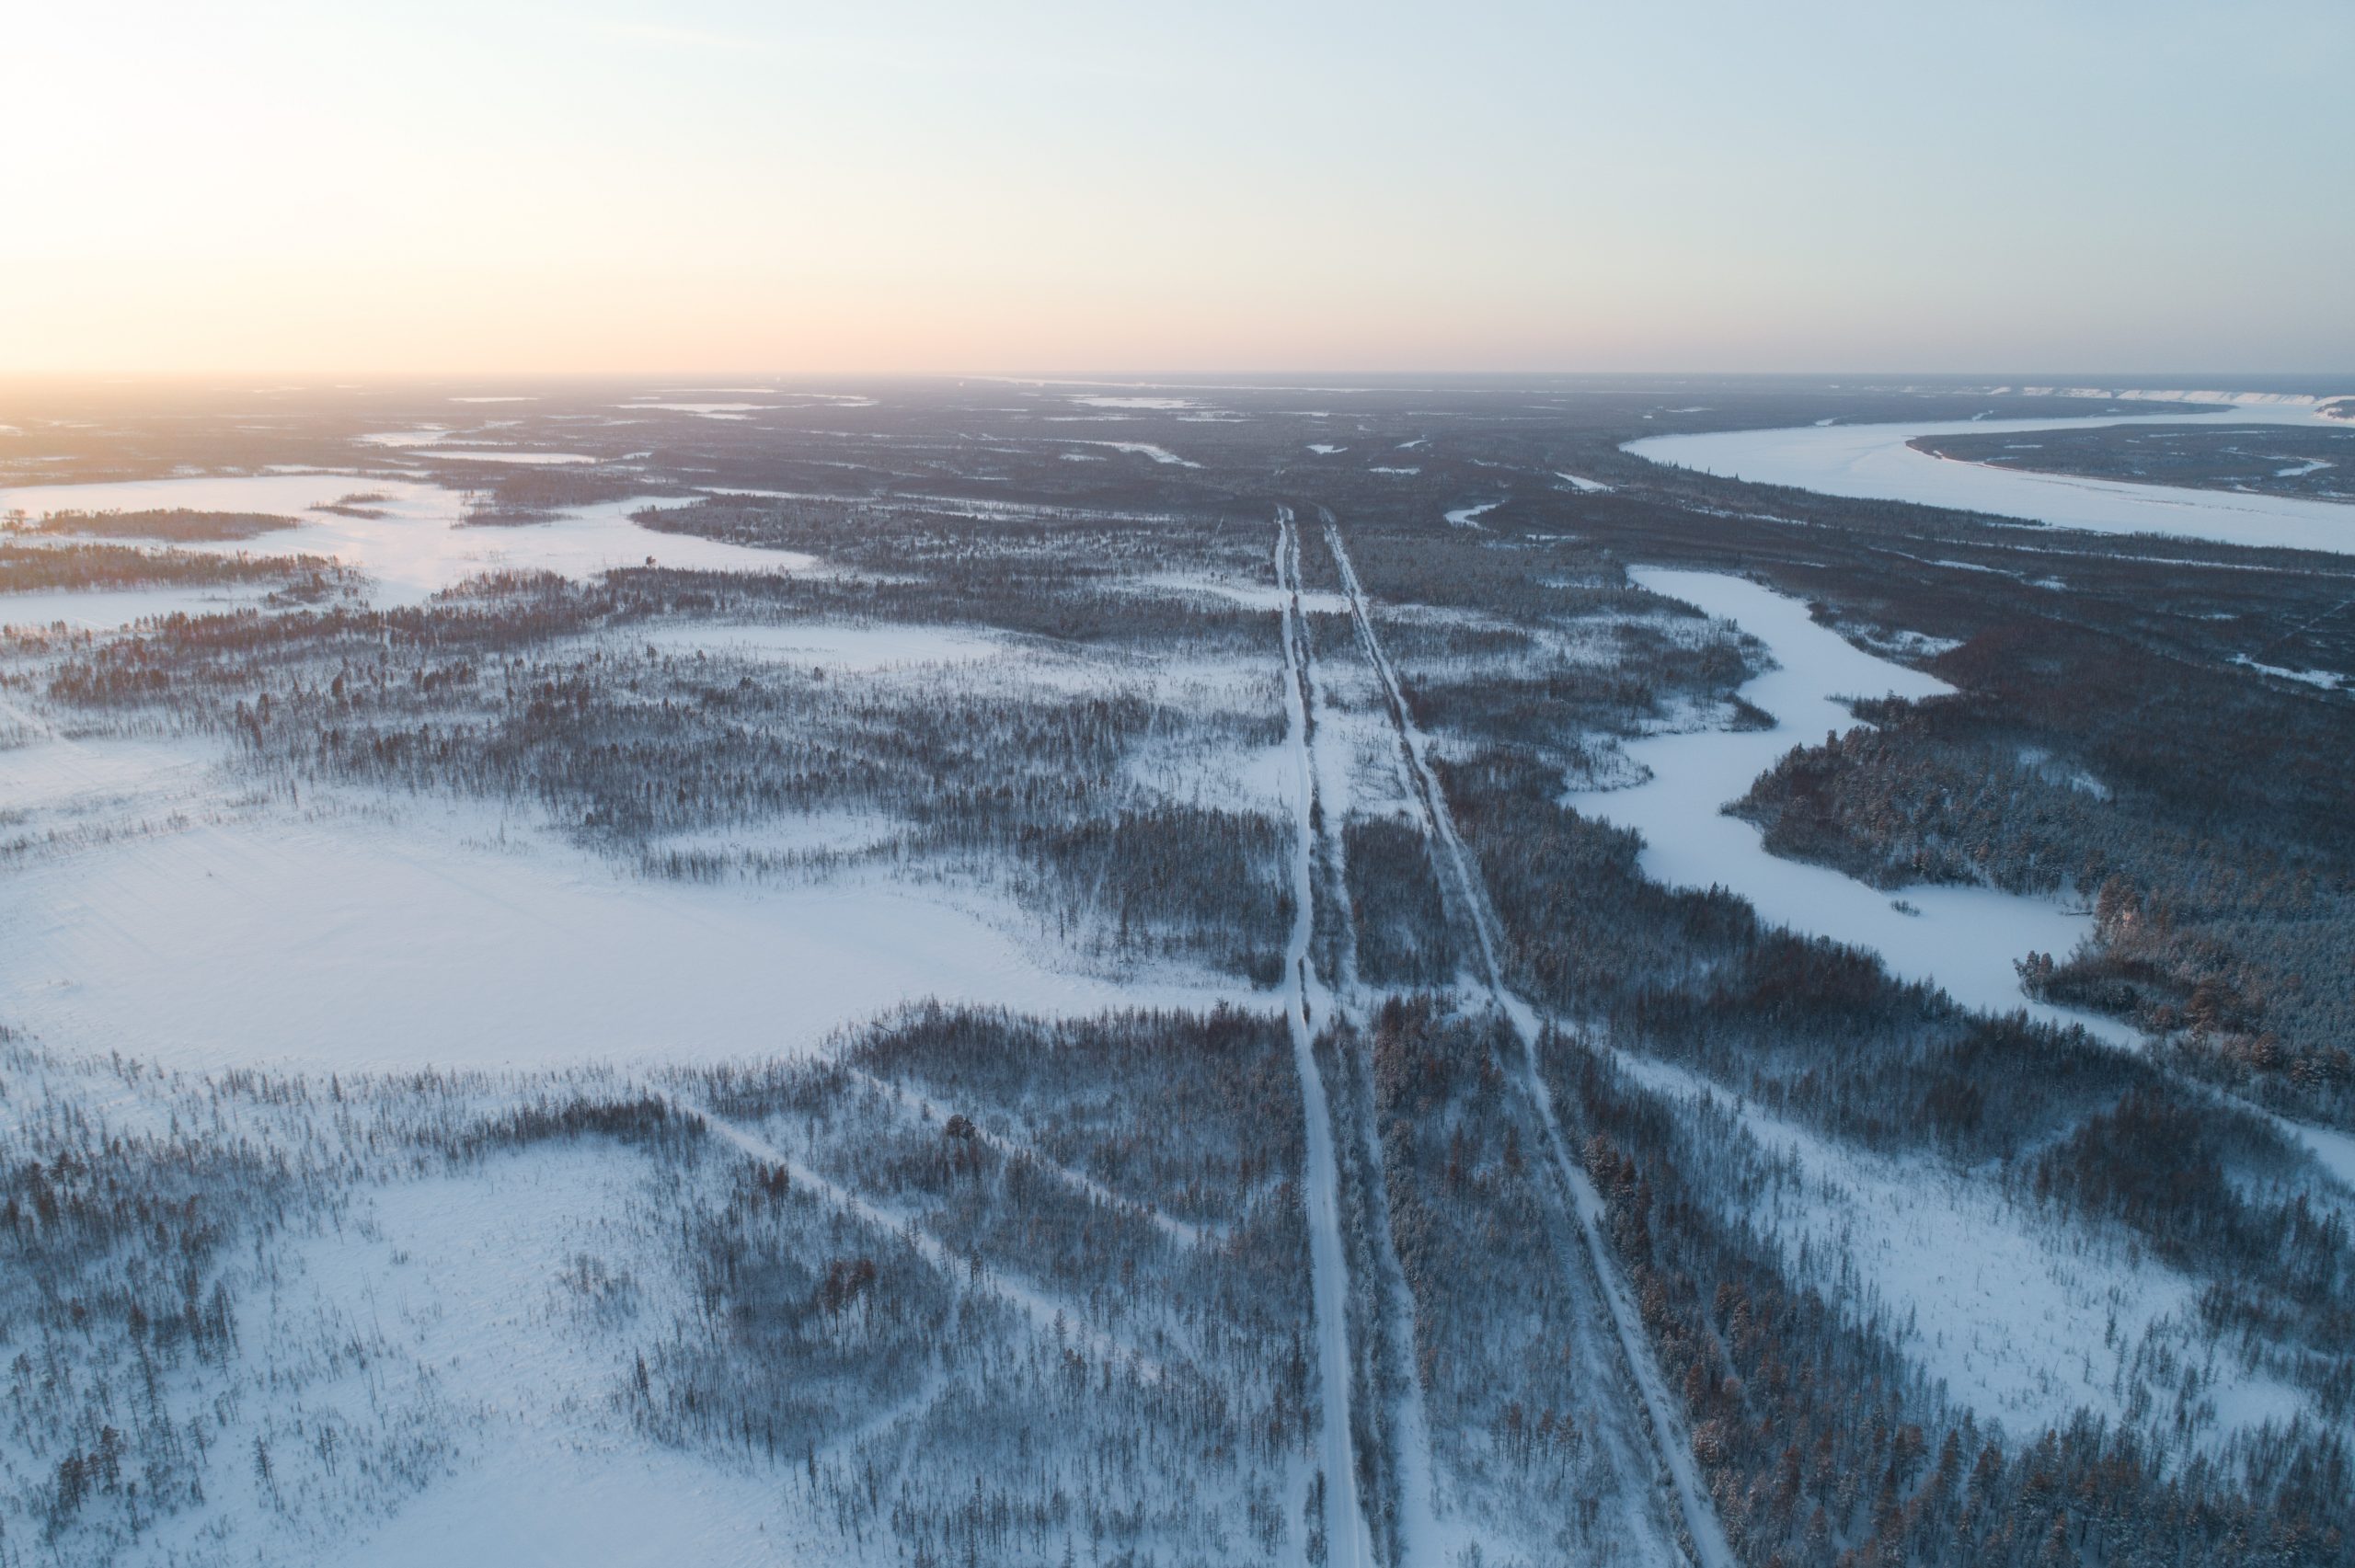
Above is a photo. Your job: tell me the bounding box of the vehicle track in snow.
[669,1096,1182,1378]
[1274,506,1379,1568]
[1319,508,1737,1568]
[839,1065,1219,1250]
[1282,517,1443,1567]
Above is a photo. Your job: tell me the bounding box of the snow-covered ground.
[0,582,283,631]
[0,780,1239,1076]
[0,473,817,605]
[1273,509,1378,1568]
[615,402,771,418]
[246,1148,796,1568]
[1062,440,1200,467]
[1134,572,1350,615]
[1567,568,2126,1038]
[406,448,600,464]
[623,621,1009,672]
[2231,653,2346,691]
[1626,401,2355,555]
[1614,1054,2309,1447]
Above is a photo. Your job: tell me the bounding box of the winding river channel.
[1626,398,2354,555]
[1603,404,2355,1182]
[1566,567,2125,1042]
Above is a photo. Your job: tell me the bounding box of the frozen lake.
[0,472,816,612]
[0,780,1240,1075]
[1626,399,2355,555]
[1566,567,2129,1040]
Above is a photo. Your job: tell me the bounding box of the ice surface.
[1627,403,2355,555]
[1567,569,2127,1039]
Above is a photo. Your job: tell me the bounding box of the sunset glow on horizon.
[8,0,2350,376]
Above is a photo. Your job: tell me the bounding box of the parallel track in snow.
[674,1097,1178,1377]
[1274,507,1379,1568]
[1319,508,1736,1568]
[1282,512,1443,1565]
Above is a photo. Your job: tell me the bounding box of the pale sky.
[6,1,2350,375]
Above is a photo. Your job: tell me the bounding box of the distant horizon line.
[3,369,2351,388]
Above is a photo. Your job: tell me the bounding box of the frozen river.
[1566,567,2129,1042]
[1626,397,2355,555]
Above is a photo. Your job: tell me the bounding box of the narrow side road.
[1275,507,1378,1568]
[1322,509,1737,1568]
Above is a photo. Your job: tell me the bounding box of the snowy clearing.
[0,474,818,603]
[0,789,1240,1074]
[1614,1055,2308,1446]
[1063,441,1200,467]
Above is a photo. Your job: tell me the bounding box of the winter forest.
[2,374,2351,1568]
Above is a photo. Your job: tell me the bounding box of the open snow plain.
[5,377,2351,1567]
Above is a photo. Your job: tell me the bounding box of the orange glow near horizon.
[6,3,2349,377]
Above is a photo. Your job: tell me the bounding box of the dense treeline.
[0,1004,1337,1566]
[1327,492,2355,1564]
[13,374,2355,1565]
[1350,998,1690,1562]
[2,541,346,598]
[1340,817,1459,988]
[1556,1035,2353,1567]
[1738,715,2355,1127]
[38,568,1298,981]
[658,1004,1320,1564]
[1915,424,2355,504]
[6,509,300,541]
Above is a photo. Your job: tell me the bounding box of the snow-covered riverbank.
[1566,567,2126,1039]
[1626,399,2355,555]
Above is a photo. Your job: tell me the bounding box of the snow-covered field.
[9,381,2349,1566]
[177,1145,800,1568]
[0,779,1234,1075]
[1626,400,2355,554]
[0,473,816,606]
[1613,1054,2308,1447]
[0,581,282,631]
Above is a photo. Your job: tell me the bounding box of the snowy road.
[1274,509,1380,1568]
[1324,510,1736,1568]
